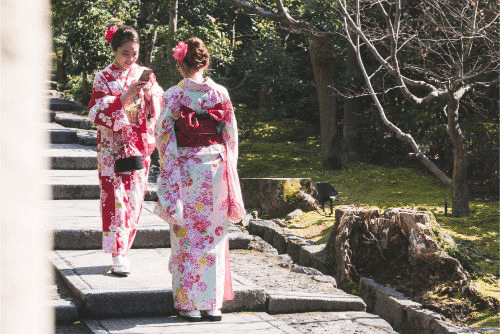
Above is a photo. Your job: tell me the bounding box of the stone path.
[46,100,398,333]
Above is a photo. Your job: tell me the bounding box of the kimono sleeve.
[154,88,184,225]
[146,74,164,121]
[88,71,130,131]
[221,92,246,222]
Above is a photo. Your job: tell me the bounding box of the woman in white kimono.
[88,25,163,276]
[155,37,245,321]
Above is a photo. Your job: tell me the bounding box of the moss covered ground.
[237,120,499,328]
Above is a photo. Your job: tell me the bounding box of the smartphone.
[138,69,153,82]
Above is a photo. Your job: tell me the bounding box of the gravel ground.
[230,248,342,295]
[230,242,398,334]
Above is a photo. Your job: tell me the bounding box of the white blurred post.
[1,0,52,333]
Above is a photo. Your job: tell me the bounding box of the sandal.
[179,310,202,322]
[202,309,222,321]
[111,256,130,277]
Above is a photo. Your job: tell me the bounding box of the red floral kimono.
[88,63,163,257]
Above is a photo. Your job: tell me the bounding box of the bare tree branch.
[230,0,327,37]
[229,0,279,20]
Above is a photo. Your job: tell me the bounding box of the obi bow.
[179,103,225,133]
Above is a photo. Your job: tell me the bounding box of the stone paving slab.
[50,249,267,318]
[53,112,93,130]
[266,289,366,314]
[50,298,79,324]
[44,200,171,249]
[85,312,300,334]
[50,98,84,112]
[44,143,97,170]
[43,169,101,199]
[274,311,398,334]
[43,169,158,200]
[44,200,252,250]
[46,123,78,144]
[76,129,97,146]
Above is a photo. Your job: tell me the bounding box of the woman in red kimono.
[88,25,163,276]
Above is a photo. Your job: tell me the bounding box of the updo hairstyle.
[182,37,210,71]
[111,25,140,51]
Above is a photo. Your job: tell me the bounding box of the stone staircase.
[46,98,398,333]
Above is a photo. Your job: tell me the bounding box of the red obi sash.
[175,103,225,147]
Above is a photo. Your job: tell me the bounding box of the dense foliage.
[50,0,498,199]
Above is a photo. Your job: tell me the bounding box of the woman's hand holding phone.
[139,69,154,100]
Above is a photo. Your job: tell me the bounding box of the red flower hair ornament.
[172,42,188,63]
[105,26,118,45]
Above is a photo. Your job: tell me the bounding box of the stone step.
[83,311,399,334]
[50,270,80,325]
[53,111,93,130]
[50,97,84,112]
[49,298,79,324]
[51,249,366,319]
[42,169,158,200]
[43,143,97,170]
[43,169,100,199]
[84,312,301,334]
[45,122,97,146]
[45,199,253,250]
[45,200,170,249]
[76,128,97,146]
[51,249,267,319]
[46,123,78,144]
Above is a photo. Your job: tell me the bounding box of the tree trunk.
[228,11,236,49]
[56,44,70,84]
[342,46,364,164]
[446,95,470,217]
[169,0,178,35]
[145,28,157,67]
[81,70,90,105]
[309,35,341,169]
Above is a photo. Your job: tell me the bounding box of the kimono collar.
[108,63,138,81]
[179,77,215,92]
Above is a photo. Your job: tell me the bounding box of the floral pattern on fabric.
[88,63,163,256]
[155,78,245,311]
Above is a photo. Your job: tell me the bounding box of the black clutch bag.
[115,156,144,173]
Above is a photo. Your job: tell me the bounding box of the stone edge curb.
[49,298,79,324]
[84,312,301,334]
[257,312,302,334]
[51,230,253,251]
[359,278,483,334]
[49,183,157,200]
[246,218,483,334]
[266,289,365,314]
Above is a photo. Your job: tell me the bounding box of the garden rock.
[240,178,318,218]
[291,264,323,276]
[286,209,304,220]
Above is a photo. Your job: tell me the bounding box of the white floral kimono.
[155,78,245,311]
[88,63,163,257]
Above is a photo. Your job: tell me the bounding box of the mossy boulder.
[240,178,319,218]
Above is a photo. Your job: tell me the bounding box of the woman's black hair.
[111,25,140,50]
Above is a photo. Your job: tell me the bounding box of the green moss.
[282,179,302,209]
[347,280,359,295]
[238,129,499,327]
[465,310,499,329]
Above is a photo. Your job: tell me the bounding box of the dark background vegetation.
[51,0,498,199]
